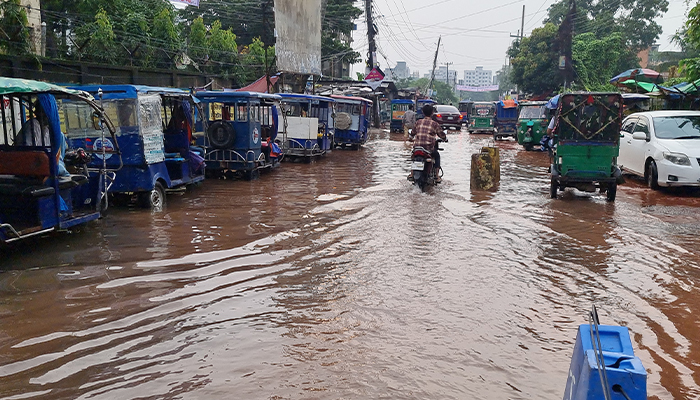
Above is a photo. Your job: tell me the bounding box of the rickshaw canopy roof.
[331,95,373,105]
[417,98,436,104]
[391,99,414,104]
[69,84,191,100]
[278,93,335,103]
[0,77,88,97]
[196,90,282,102]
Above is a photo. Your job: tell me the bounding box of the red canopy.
[235,75,279,93]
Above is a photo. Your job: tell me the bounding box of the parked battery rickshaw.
[468,102,496,134]
[68,85,205,209]
[278,93,335,159]
[195,91,283,179]
[549,92,624,202]
[331,95,372,149]
[416,98,436,120]
[494,99,519,140]
[390,99,414,132]
[516,101,548,150]
[458,100,473,125]
[0,77,121,243]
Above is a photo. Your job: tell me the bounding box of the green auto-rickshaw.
[517,101,549,151]
[468,102,495,134]
[549,92,624,202]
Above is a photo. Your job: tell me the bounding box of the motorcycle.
[408,139,446,191]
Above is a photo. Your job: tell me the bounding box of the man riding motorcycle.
[410,104,447,182]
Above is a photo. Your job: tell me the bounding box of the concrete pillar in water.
[470,147,500,191]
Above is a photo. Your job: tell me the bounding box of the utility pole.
[365,0,376,72]
[444,62,453,89]
[365,0,380,128]
[427,36,441,96]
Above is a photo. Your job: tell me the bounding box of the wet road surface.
[1,128,699,399]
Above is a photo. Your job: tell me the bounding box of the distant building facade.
[464,66,492,86]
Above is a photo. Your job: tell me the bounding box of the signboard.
[274,0,322,75]
[455,85,499,92]
[559,56,566,70]
[364,67,384,90]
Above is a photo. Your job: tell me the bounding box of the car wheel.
[646,160,659,190]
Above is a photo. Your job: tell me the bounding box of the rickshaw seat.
[0,150,50,177]
[0,182,55,197]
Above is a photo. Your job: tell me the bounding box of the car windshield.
[653,116,700,139]
[519,106,546,119]
[436,105,458,113]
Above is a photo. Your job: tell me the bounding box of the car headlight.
[663,152,691,166]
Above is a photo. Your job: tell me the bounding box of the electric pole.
[445,62,453,89]
[427,36,441,96]
[365,0,376,72]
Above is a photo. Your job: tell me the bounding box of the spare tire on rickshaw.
[335,112,352,130]
[208,120,236,149]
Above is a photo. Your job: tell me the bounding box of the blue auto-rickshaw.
[494,99,519,140]
[67,85,205,209]
[0,77,121,243]
[390,98,414,132]
[278,93,335,159]
[195,91,282,179]
[416,98,436,119]
[331,95,372,149]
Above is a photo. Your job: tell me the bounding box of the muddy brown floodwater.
[1,128,700,399]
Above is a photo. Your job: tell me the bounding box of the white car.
[618,111,700,189]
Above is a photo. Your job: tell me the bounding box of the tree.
[678,2,700,80]
[74,9,118,63]
[239,37,274,84]
[322,0,362,72]
[509,23,561,95]
[179,0,275,47]
[545,0,669,51]
[572,32,638,91]
[410,78,457,104]
[0,0,32,55]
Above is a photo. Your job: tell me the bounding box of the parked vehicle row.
[0,77,374,244]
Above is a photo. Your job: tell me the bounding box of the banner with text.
[455,85,499,92]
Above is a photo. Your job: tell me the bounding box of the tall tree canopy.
[508,23,561,95]
[545,0,669,51]
[677,3,700,80]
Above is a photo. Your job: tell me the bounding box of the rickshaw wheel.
[139,182,165,210]
[646,160,660,190]
[550,177,558,199]
[606,182,617,202]
[243,169,260,181]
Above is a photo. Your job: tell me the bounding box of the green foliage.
[356,72,366,81]
[75,9,118,63]
[572,32,638,91]
[410,78,458,104]
[322,0,362,69]
[179,0,274,47]
[545,0,669,51]
[509,24,561,95]
[239,37,274,83]
[678,3,700,80]
[0,0,31,55]
[188,17,208,62]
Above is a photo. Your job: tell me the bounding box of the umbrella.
[620,79,660,93]
[545,94,560,109]
[610,68,663,85]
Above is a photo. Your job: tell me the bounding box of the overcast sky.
[350,0,689,78]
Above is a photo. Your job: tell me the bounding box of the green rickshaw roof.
[0,77,86,96]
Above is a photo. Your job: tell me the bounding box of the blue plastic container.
[563,324,646,400]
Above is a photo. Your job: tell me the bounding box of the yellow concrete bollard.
[470,146,500,191]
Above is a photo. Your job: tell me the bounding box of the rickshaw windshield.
[557,93,621,142]
[519,106,547,119]
[392,103,410,112]
[653,116,700,139]
[472,104,494,117]
[208,102,249,121]
[458,103,471,112]
[62,98,136,138]
[337,103,360,115]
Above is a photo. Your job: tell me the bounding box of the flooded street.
[1,128,700,400]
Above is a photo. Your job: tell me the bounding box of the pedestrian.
[402,104,416,140]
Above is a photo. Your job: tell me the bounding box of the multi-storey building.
[463,66,492,87]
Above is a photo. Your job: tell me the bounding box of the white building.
[463,66,492,86]
[434,66,457,85]
[392,61,411,79]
